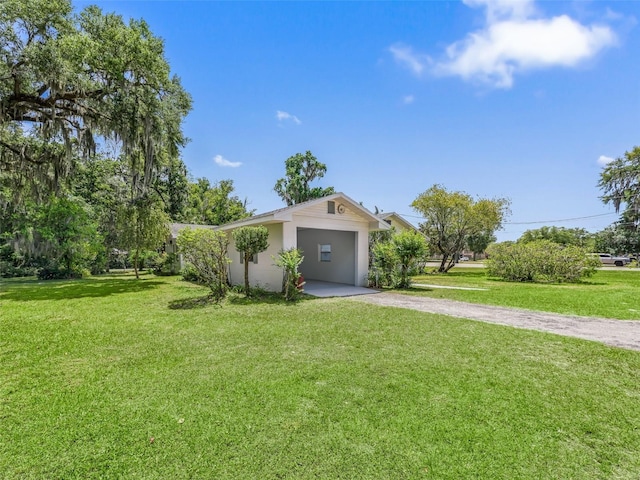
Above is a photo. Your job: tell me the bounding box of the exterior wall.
[298,229,355,284]
[387,219,407,232]
[381,215,416,233]
[165,237,178,254]
[227,223,284,292]
[224,199,375,290]
[292,200,371,286]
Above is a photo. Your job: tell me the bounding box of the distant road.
[423,262,638,271]
[424,261,486,269]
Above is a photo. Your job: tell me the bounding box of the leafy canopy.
[185,178,253,225]
[519,226,594,250]
[598,146,640,254]
[0,0,191,196]
[412,184,509,272]
[274,151,335,206]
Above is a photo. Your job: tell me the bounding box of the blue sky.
[78,0,639,240]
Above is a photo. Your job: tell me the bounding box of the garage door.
[297,228,356,285]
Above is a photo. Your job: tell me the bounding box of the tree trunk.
[134,249,140,279]
[438,255,448,273]
[244,253,250,296]
[443,258,456,272]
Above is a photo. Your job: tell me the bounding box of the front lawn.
[410,268,640,320]
[1,274,640,478]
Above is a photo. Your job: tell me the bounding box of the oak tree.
[274,151,335,206]
[412,185,509,272]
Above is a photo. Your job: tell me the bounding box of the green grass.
[410,268,640,320]
[2,274,640,478]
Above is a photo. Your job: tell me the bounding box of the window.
[240,253,258,264]
[319,244,331,262]
[327,201,335,214]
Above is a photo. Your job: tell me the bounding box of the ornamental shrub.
[369,240,400,288]
[177,228,230,302]
[486,240,599,283]
[273,247,304,301]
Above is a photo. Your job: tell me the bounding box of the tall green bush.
[486,240,599,283]
[393,230,429,288]
[369,230,429,288]
[177,228,230,302]
[369,241,399,288]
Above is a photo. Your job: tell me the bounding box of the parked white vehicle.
[591,253,631,267]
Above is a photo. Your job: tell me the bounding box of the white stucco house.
[167,194,429,292]
[376,212,418,233]
[218,193,391,291]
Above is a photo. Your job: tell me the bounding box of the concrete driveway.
[303,280,380,298]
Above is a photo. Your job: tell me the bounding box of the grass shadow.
[168,295,217,310]
[0,275,164,302]
[227,290,312,306]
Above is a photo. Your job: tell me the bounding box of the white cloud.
[214,154,242,168]
[597,155,614,166]
[388,44,430,76]
[402,94,415,105]
[393,0,618,89]
[463,0,536,22]
[276,110,301,125]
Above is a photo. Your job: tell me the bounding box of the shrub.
[393,230,429,288]
[181,264,202,283]
[273,247,304,301]
[486,240,600,283]
[369,231,429,289]
[37,265,85,280]
[369,241,399,288]
[232,226,270,296]
[154,253,181,276]
[177,228,230,302]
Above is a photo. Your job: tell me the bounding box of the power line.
[398,212,618,225]
[505,213,617,225]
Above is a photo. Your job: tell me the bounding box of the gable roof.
[377,212,418,232]
[217,192,391,231]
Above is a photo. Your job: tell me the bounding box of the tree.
[177,228,230,302]
[466,231,496,260]
[393,230,429,288]
[594,223,640,257]
[0,0,191,198]
[599,146,640,217]
[186,178,253,225]
[118,196,170,279]
[274,151,335,206]
[155,157,191,221]
[599,147,640,256]
[34,195,102,277]
[518,226,594,249]
[412,185,509,273]
[232,226,269,295]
